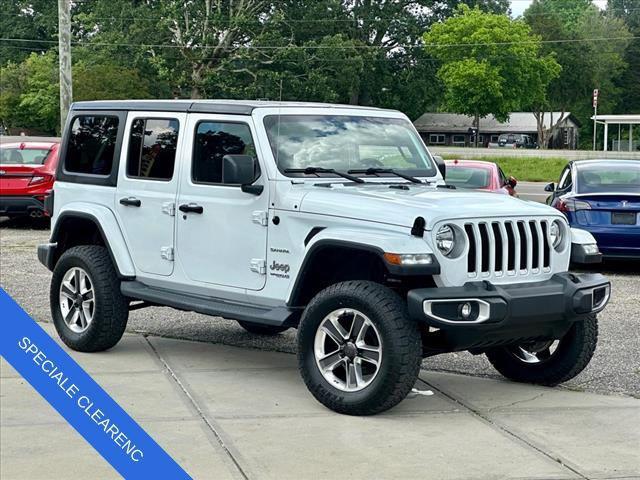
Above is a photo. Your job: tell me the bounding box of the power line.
[1,35,637,50]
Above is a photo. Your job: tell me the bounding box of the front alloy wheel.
[298,281,421,415]
[314,308,382,392]
[486,314,598,385]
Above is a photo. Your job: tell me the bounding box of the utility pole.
[592,89,598,151]
[58,0,72,134]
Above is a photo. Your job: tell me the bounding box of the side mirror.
[508,176,517,188]
[433,155,446,179]
[544,182,555,192]
[222,155,263,195]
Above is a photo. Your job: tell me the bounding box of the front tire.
[51,245,128,352]
[297,281,421,415]
[486,314,598,385]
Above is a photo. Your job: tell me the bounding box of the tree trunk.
[474,113,480,148]
[191,65,204,99]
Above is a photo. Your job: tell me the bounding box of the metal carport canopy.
[591,114,640,152]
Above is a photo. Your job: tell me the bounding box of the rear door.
[115,112,186,276]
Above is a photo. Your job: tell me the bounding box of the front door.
[116,113,186,276]
[176,114,269,291]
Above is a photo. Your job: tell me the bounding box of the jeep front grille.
[464,219,551,278]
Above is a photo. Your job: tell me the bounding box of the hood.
[297,183,560,230]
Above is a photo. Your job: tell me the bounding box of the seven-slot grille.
[463,219,552,277]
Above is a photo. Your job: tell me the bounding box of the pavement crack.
[418,378,589,480]
[143,336,250,480]
[487,392,547,412]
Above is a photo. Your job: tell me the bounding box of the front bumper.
[0,195,46,217]
[407,272,610,352]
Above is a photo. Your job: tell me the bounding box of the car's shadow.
[0,216,50,231]
[573,258,640,275]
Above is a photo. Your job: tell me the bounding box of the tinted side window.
[127,118,179,181]
[65,115,119,175]
[192,122,256,184]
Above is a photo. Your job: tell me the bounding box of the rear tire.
[297,281,421,415]
[51,245,128,352]
[486,314,598,385]
[237,321,289,335]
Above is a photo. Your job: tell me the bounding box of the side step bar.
[121,281,301,327]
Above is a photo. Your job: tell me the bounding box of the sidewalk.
[2,324,638,480]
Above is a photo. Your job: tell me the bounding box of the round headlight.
[436,225,456,256]
[550,220,563,249]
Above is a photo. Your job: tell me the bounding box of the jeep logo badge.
[270,260,290,274]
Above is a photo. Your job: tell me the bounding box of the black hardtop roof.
[70,99,389,115]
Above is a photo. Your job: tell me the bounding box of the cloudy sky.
[509,0,607,17]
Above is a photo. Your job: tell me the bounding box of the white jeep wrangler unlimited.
[39,100,610,415]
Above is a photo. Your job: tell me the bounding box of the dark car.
[546,160,640,259]
[0,141,60,218]
[488,133,536,149]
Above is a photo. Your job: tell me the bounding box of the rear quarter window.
[65,115,119,176]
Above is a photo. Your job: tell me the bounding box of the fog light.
[459,302,472,319]
[583,244,599,255]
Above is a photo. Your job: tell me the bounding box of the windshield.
[577,162,640,194]
[0,147,51,165]
[446,166,491,189]
[264,115,436,178]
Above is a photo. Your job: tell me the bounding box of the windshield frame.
[262,113,438,181]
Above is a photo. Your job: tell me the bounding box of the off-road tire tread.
[51,245,128,352]
[297,281,421,415]
[486,314,598,385]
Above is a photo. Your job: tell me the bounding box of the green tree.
[608,0,640,113]
[524,0,631,148]
[0,0,58,65]
[424,5,560,145]
[0,52,154,134]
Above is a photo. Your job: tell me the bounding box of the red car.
[445,159,518,196]
[0,141,60,218]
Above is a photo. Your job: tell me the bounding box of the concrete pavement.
[2,323,639,480]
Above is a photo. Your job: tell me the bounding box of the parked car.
[488,133,536,149]
[0,141,60,218]
[546,159,640,260]
[445,159,517,196]
[38,100,610,416]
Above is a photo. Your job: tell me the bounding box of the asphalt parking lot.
[1,217,638,398]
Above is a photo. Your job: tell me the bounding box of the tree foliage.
[424,5,560,144]
[524,0,631,147]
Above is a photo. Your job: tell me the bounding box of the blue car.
[546,160,640,260]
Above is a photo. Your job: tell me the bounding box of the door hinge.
[160,246,174,261]
[250,258,266,275]
[252,210,268,227]
[162,202,176,216]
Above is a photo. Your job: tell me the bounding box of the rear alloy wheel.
[51,245,128,352]
[486,314,598,385]
[297,281,421,415]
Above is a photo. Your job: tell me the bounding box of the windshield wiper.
[348,168,423,184]
[284,167,365,184]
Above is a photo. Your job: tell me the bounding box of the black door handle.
[119,197,141,207]
[179,203,204,214]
